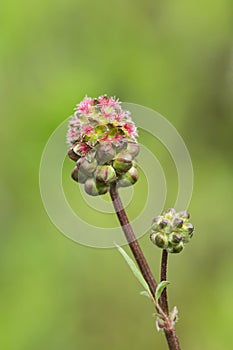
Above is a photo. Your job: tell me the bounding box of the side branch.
[160,249,169,314]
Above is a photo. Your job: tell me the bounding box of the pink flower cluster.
[67,95,138,151]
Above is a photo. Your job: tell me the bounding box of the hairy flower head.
[67,95,138,155]
[67,95,139,196]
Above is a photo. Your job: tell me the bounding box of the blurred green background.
[1,0,233,349]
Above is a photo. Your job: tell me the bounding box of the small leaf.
[114,243,150,292]
[155,281,170,301]
[140,291,150,298]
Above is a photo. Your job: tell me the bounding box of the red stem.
[110,183,157,295]
[110,184,181,350]
[160,249,169,314]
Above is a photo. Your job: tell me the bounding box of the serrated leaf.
[114,243,150,292]
[140,291,150,298]
[155,281,170,301]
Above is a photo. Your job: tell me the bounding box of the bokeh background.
[1,0,233,349]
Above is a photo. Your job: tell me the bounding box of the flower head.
[67,95,139,196]
[150,209,194,253]
[67,94,138,150]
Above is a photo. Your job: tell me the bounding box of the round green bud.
[173,217,183,229]
[77,157,98,175]
[151,216,163,231]
[182,223,194,243]
[151,208,194,253]
[168,242,184,254]
[178,210,190,219]
[150,232,156,241]
[84,178,109,196]
[150,232,168,249]
[68,148,80,162]
[96,142,116,164]
[182,222,194,235]
[182,235,191,244]
[158,219,169,230]
[165,208,176,219]
[95,165,116,185]
[117,166,138,187]
[127,142,140,158]
[113,153,132,174]
[169,233,183,244]
[71,167,89,184]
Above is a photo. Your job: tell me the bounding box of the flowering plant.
[67,95,194,350]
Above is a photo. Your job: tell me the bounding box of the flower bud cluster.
[150,208,194,253]
[67,95,139,196]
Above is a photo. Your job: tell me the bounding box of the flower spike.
[67,95,139,195]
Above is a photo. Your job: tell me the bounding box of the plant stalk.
[110,184,181,350]
[160,249,181,350]
[109,183,157,295]
[160,249,169,314]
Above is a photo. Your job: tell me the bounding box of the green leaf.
[114,243,150,292]
[155,281,170,301]
[140,291,150,298]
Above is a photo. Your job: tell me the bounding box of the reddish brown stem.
[110,184,181,350]
[160,250,181,350]
[160,249,169,314]
[164,329,181,350]
[110,183,157,295]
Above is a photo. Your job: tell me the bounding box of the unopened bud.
[169,233,182,244]
[165,208,176,218]
[117,166,138,187]
[182,223,194,243]
[178,210,190,219]
[127,142,140,158]
[68,148,80,162]
[151,216,163,231]
[158,219,169,230]
[95,165,116,185]
[113,139,128,153]
[182,222,194,234]
[84,178,109,196]
[76,157,97,175]
[150,232,168,249]
[173,217,183,228]
[71,167,89,184]
[168,242,184,254]
[113,153,132,174]
[96,142,116,164]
